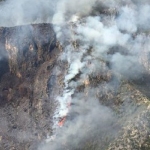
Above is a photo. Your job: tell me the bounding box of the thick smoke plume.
[43,0,150,149]
[1,0,150,149]
[26,1,149,150]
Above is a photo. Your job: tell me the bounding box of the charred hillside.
[0,23,150,150]
[1,1,150,150]
[0,23,64,150]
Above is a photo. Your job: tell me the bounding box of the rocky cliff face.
[0,23,64,150]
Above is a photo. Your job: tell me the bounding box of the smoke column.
[34,0,150,150]
[40,0,150,149]
[0,0,150,149]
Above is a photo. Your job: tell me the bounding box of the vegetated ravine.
[1,1,150,150]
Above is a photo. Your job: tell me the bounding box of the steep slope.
[0,23,63,150]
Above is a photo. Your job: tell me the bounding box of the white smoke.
[116,6,137,33]
[0,0,150,149]
[44,0,150,149]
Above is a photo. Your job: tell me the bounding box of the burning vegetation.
[1,0,150,150]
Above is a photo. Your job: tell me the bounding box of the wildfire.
[58,101,71,127]
[58,116,66,127]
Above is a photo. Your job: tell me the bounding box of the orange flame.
[58,116,66,127]
[58,101,71,127]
